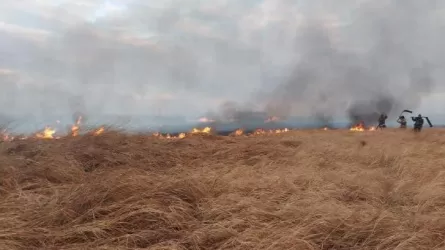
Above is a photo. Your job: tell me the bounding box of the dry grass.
[1,128,445,249]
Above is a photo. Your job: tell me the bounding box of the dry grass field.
[1,128,445,249]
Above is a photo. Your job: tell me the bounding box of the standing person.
[397,115,407,128]
[377,113,388,129]
[412,114,424,132]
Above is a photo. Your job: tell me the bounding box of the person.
[412,114,424,132]
[397,115,407,128]
[377,113,388,129]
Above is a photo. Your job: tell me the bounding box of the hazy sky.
[0,0,444,120]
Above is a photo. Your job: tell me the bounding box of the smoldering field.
[2,1,445,248]
[1,129,445,249]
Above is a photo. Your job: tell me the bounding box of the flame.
[350,121,375,131]
[234,128,244,136]
[350,126,365,132]
[1,129,9,141]
[152,131,187,140]
[191,127,211,134]
[93,127,104,136]
[35,126,56,139]
[274,128,289,133]
[350,121,365,131]
[150,126,290,139]
[71,117,105,137]
[151,126,290,140]
[2,133,11,141]
[253,128,266,135]
[1,130,27,142]
[71,116,82,136]
[251,128,289,135]
[1,114,295,142]
[323,127,328,130]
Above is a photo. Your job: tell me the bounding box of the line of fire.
[0,109,433,142]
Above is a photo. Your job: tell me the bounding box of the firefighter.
[377,113,388,129]
[412,114,424,132]
[397,115,407,128]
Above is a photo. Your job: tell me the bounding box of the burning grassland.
[0,114,389,142]
[1,128,445,249]
[0,115,294,141]
[349,121,376,132]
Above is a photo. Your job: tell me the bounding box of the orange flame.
[253,128,266,135]
[274,128,289,133]
[93,127,104,136]
[151,126,290,140]
[251,128,289,135]
[350,121,365,131]
[234,128,244,136]
[350,121,375,132]
[191,127,211,134]
[71,116,82,136]
[35,127,56,139]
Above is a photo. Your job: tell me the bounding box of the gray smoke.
[0,0,444,129]
[347,96,395,125]
[204,101,270,127]
[257,0,443,126]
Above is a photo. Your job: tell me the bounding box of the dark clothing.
[377,114,388,128]
[397,117,407,128]
[412,116,424,132]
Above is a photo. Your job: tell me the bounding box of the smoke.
[257,0,444,126]
[204,0,445,127]
[0,0,444,129]
[347,96,395,125]
[203,101,269,127]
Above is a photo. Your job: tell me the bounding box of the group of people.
[377,113,425,132]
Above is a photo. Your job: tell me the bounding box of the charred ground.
[1,129,445,249]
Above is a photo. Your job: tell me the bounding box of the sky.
[0,0,444,122]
